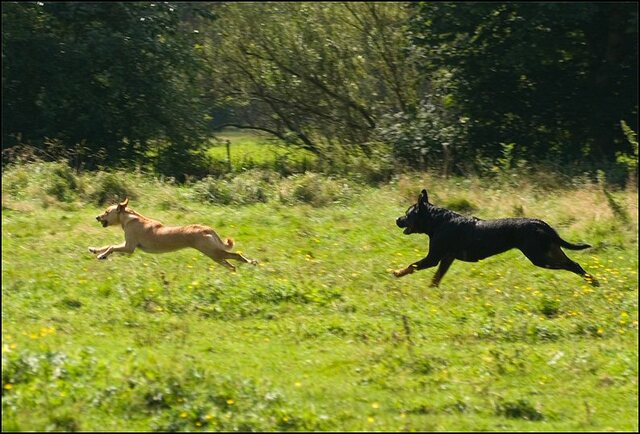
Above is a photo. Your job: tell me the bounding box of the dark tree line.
[408,2,638,165]
[2,2,637,179]
[2,2,215,178]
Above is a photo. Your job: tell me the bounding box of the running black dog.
[393,189,599,287]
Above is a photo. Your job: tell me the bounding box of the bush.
[191,170,356,207]
[191,170,279,205]
[87,171,138,206]
[345,145,395,185]
[444,197,477,214]
[154,148,216,182]
[2,160,83,204]
[377,98,468,174]
[279,173,356,207]
[46,164,81,202]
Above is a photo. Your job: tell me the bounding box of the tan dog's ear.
[118,197,129,210]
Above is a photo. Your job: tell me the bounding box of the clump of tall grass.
[191,170,357,207]
[3,160,358,210]
[278,172,357,207]
[2,160,84,207]
[87,171,139,205]
[2,160,153,208]
[190,169,280,205]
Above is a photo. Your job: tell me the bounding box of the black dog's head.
[396,189,431,235]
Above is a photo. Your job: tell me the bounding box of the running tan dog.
[88,198,257,271]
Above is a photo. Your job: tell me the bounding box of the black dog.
[393,189,599,287]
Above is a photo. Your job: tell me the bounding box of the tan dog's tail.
[224,238,234,250]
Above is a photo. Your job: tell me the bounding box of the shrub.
[495,398,543,421]
[87,171,138,206]
[46,164,81,202]
[2,160,82,203]
[191,170,356,207]
[191,176,235,205]
[191,169,279,205]
[617,120,638,188]
[444,197,477,214]
[378,98,468,174]
[346,145,395,185]
[279,173,356,207]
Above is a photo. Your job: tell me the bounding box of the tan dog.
[88,198,257,271]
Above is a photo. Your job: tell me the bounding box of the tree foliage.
[408,2,638,162]
[2,2,215,178]
[205,3,419,156]
[2,2,637,180]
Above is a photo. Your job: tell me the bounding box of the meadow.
[207,129,317,175]
[2,141,638,431]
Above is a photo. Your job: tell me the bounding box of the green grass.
[207,129,316,172]
[2,163,638,431]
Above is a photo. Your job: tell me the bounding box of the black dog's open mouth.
[100,220,108,228]
[403,227,412,235]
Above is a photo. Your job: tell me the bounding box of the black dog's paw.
[587,276,600,287]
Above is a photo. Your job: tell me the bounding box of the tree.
[204,3,419,157]
[2,2,216,178]
[409,2,638,163]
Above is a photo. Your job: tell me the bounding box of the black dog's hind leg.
[520,243,599,286]
[431,256,455,287]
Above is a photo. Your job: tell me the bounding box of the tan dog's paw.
[97,253,108,260]
[88,247,97,254]
[250,259,258,266]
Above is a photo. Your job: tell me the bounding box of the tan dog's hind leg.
[195,236,256,271]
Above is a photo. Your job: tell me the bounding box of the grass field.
[2,152,638,431]
[207,129,316,173]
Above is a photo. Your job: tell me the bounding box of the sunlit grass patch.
[207,130,317,172]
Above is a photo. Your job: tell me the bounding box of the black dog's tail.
[558,237,591,250]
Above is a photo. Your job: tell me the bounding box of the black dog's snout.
[396,217,406,228]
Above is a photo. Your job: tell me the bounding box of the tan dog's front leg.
[95,242,135,260]
[223,251,258,265]
[88,245,111,255]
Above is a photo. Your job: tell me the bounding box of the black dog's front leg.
[393,253,442,278]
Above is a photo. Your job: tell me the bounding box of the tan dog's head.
[96,198,129,227]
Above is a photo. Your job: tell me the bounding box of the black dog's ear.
[420,189,430,205]
[417,189,429,209]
